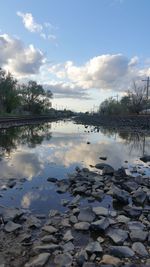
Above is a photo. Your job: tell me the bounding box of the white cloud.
[44,82,91,99]
[0,34,45,76]
[17,11,43,33]
[49,54,146,92]
[17,11,57,42]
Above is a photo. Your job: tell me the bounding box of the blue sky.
[0,0,150,111]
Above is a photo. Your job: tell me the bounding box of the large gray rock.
[127,221,145,230]
[4,221,22,233]
[42,225,57,234]
[112,186,129,204]
[85,241,103,254]
[90,217,110,231]
[78,207,95,222]
[54,253,72,267]
[116,215,130,224]
[109,246,135,258]
[1,208,24,222]
[95,163,114,175]
[132,242,148,256]
[132,190,147,204]
[63,241,74,252]
[25,253,50,267]
[92,206,116,217]
[123,181,139,193]
[107,228,128,244]
[74,222,90,231]
[63,230,74,242]
[26,215,41,228]
[129,230,148,242]
[124,206,142,218]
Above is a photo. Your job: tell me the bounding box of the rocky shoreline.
[74,114,150,133]
[0,160,150,266]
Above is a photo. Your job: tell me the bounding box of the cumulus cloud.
[49,54,143,92]
[17,11,57,42]
[0,34,45,76]
[44,82,91,99]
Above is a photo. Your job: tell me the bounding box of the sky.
[0,0,150,111]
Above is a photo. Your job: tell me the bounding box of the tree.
[0,68,20,113]
[20,80,52,114]
[127,82,146,114]
[99,97,122,115]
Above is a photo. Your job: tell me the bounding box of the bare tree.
[127,82,146,114]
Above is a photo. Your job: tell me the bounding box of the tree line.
[0,68,52,115]
[99,82,150,115]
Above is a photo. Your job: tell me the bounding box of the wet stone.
[109,246,135,258]
[54,253,72,267]
[78,207,96,222]
[127,221,145,230]
[132,242,148,256]
[85,241,103,254]
[63,241,74,252]
[90,217,110,231]
[107,228,128,244]
[4,221,22,233]
[63,230,74,242]
[25,253,50,267]
[129,230,148,242]
[74,222,90,231]
[42,225,58,234]
[92,206,116,217]
[100,254,122,265]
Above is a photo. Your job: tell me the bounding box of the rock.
[41,235,57,243]
[49,209,59,217]
[127,221,145,230]
[56,184,69,193]
[1,208,24,222]
[19,233,31,243]
[129,230,148,242]
[123,181,139,192]
[63,230,74,242]
[132,242,148,256]
[92,206,116,217]
[124,206,142,217]
[132,190,147,204]
[54,253,72,267]
[7,180,16,188]
[74,222,90,230]
[70,195,81,206]
[97,236,104,243]
[61,199,69,206]
[78,207,95,222]
[4,221,22,233]
[33,244,60,253]
[47,177,57,182]
[109,246,135,258]
[100,254,122,265]
[25,253,50,267]
[26,215,41,228]
[85,241,103,254]
[99,157,107,160]
[63,241,74,252]
[95,163,114,175]
[107,228,128,244]
[140,155,150,162]
[112,186,129,204]
[69,215,78,224]
[42,225,57,234]
[116,215,130,223]
[90,217,110,231]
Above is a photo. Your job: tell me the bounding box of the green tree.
[20,80,52,114]
[0,68,20,113]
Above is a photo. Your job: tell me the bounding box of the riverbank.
[0,161,150,266]
[0,113,74,129]
[74,114,150,133]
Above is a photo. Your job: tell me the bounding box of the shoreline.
[0,162,150,266]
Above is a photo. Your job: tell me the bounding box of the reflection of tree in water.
[92,125,150,156]
[119,132,150,156]
[0,123,52,158]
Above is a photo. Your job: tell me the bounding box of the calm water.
[0,119,150,214]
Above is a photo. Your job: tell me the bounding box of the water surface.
[0,119,149,214]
